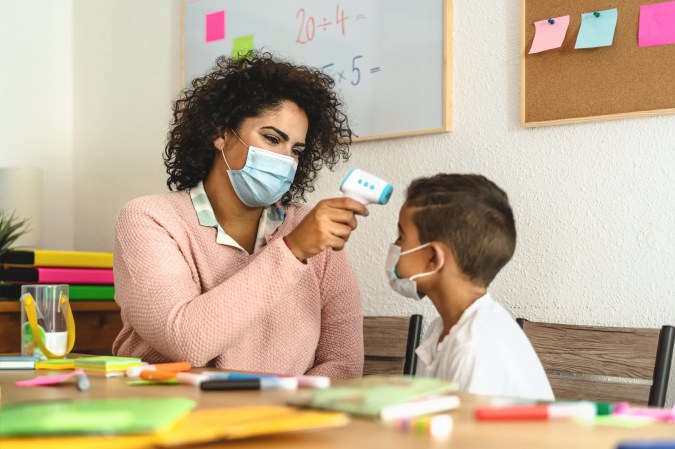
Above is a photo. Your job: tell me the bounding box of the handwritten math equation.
[295,4,366,45]
[321,55,381,87]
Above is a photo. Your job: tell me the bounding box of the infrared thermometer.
[339,168,393,206]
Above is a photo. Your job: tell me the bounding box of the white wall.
[0,1,74,249]
[6,1,675,404]
[72,1,179,251]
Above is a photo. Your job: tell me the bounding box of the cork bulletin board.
[522,0,675,127]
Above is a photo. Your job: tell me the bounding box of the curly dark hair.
[163,51,352,205]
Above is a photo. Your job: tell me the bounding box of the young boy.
[386,174,554,400]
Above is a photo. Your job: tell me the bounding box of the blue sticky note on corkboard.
[232,35,254,60]
[575,8,618,49]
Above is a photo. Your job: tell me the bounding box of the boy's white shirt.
[415,293,554,401]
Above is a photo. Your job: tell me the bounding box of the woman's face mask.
[385,242,443,300]
[220,130,298,207]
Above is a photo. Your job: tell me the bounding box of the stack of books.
[75,356,142,377]
[0,249,115,301]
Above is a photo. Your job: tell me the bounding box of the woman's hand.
[284,198,368,260]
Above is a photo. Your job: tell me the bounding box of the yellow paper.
[154,406,349,447]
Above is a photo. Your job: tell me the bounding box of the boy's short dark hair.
[405,174,516,287]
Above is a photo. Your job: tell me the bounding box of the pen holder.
[20,284,76,359]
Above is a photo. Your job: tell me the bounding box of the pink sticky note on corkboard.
[529,16,570,54]
[639,1,675,47]
[205,10,226,43]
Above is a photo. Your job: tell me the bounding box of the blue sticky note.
[575,8,618,49]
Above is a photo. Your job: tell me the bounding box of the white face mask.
[221,130,298,207]
[385,243,444,300]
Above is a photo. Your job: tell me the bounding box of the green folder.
[288,375,457,417]
[0,397,195,437]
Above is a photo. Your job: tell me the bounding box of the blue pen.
[201,372,276,381]
[618,442,675,449]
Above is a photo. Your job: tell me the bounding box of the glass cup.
[20,284,76,359]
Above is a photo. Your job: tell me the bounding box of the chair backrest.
[363,314,423,376]
[517,318,675,407]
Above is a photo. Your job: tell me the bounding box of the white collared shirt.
[189,181,285,255]
[416,293,554,401]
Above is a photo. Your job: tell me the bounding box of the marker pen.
[139,370,207,386]
[200,377,298,391]
[386,414,454,439]
[617,441,675,449]
[614,403,675,422]
[475,402,599,421]
[127,362,192,378]
[294,375,331,389]
[75,371,90,392]
[200,371,330,388]
[200,372,276,381]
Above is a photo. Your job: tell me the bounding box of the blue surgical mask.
[385,243,443,300]
[221,131,298,207]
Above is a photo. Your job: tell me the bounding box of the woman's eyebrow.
[261,126,305,147]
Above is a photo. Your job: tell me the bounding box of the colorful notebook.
[0,249,113,268]
[2,267,114,284]
[0,283,115,300]
[0,356,40,370]
[288,375,458,418]
[75,356,142,377]
[0,397,195,437]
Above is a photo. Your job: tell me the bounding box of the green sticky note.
[232,35,254,60]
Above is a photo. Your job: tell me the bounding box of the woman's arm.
[114,199,308,366]
[304,248,364,379]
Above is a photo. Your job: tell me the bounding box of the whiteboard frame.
[180,0,452,142]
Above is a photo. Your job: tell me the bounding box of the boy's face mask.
[385,243,444,300]
[220,130,298,207]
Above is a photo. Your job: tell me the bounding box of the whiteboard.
[183,0,452,141]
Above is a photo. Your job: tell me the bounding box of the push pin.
[593,11,600,17]
[548,18,555,24]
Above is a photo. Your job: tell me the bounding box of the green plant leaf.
[0,209,31,259]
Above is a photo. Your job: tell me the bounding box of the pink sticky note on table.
[16,369,83,387]
[639,1,675,47]
[529,15,570,54]
[205,10,226,43]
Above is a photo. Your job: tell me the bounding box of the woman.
[112,52,366,378]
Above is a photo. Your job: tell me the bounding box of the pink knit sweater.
[112,191,363,378]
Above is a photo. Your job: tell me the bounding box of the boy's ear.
[427,242,448,271]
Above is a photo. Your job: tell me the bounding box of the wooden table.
[1,370,674,449]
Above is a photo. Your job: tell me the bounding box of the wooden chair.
[363,315,423,376]
[517,319,675,407]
